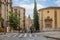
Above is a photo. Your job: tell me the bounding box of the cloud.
[13,0,19,3]
[38,0,47,2]
[13,0,44,18]
[37,0,50,2]
[13,0,31,6]
[12,0,20,6]
[23,0,30,2]
[13,0,19,2]
[55,0,60,6]
[19,0,30,4]
[19,3,44,18]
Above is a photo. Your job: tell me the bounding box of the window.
[47,11,49,13]
[14,9,17,13]
[19,10,20,17]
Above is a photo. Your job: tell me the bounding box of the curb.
[44,36,60,40]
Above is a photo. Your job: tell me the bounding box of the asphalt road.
[0,33,58,40]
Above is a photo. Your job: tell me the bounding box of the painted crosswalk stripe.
[18,34,23,38]
[8,36,10,37]
[13,34,18,37]
[35,35,37,37]
[11,33,38,38]
[29,34,32,37]
[24,33,27,37]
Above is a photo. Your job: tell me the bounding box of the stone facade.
[25,16,33,29]
[0,0,26,32]
[0,0,12,20]
[38,7,60,31]
[0,0,12,32]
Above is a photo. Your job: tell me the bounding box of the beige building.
[0,0,26,32]
[38,7,60,31]
[12,6,25,32]
[0,0,12,20]
[25,15,33,30]
[0,0,12,32]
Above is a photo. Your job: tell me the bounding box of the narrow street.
[0,33,59,40]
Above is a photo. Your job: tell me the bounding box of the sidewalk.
[40,31,60,39]
[0,32,17,37]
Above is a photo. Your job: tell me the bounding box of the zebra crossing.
[10,33,37,38]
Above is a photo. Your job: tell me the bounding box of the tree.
[9,11,20,30]
[33,0,39,30]
[0,17,4,32]
[0,17,4,27]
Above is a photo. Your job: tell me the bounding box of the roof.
[38,7,60,11]
[12,6,25,9]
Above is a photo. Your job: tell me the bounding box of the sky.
[12,0,60,19]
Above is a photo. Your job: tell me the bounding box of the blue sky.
[12,0,60,19]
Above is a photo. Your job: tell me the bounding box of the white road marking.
[11,33,38,38]
[35,35,37,37]
[8,36,10,37]
[24,33,27,37]
[29,34,32,37]
[13,34,18,37]
[18,34,23,37]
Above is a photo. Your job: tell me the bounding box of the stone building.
[0,0,26,32]
[25,15,33,32]
[12,6,25,32]
[0,0,12,32]
[0,0,12,20]
[38,7,60,31]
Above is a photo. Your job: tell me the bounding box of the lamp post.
[4,2,6,34]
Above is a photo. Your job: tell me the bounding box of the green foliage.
[0,17,4,22]
[0,17,4,28]
[9,11,20,30]
[33,0,39,30]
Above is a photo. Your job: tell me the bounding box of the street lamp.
[4,2,7,34]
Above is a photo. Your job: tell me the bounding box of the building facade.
[12,7,25,32]
[0,0,26,32]
[25,16,33,30]
[0,0,12,20]
[0,0,12,32]
[38,7,60,31]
